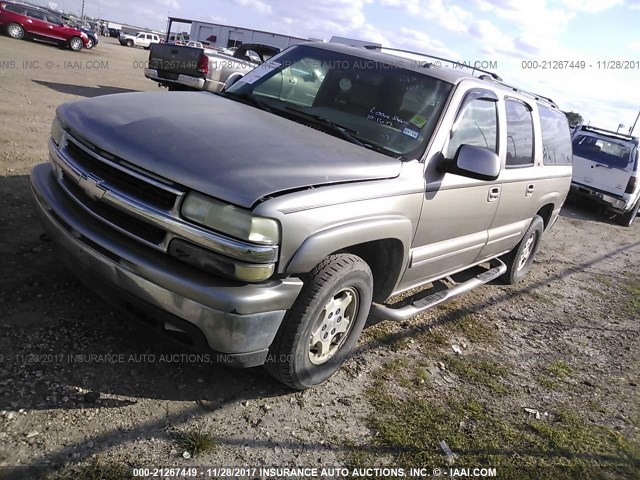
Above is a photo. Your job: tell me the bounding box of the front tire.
[265,254,373,390]
[126,39,133,47]
[500,215,544,284]
[85,38,94,49]
[616,200,639,227]
[7,23,25,39]
[69,36,83,51]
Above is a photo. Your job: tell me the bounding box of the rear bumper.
[570,182,632,212]
[144,68,224,92]
[30,163,303,367]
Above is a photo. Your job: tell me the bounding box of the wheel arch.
[284,216,413,302]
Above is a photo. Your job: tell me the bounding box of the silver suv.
[30,43,572,389]
[570,125,639,226]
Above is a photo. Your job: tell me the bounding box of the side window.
[505,99,534,167]
[28,9,47,21]
[538,105,572,165]
[46,15,63,25]
[446,97,498,158]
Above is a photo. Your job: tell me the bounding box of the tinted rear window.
[573,135,633,170]
[539,106,572,165]
[5,4,27,14]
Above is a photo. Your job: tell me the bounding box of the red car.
[0,1,89,51]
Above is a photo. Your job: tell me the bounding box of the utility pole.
[81,0,85,21]
[629,110,640,136]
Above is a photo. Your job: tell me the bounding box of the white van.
[570,125,639,226]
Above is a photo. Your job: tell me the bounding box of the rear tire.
[69,36,83,51]
[265,254,373,390]
[7,23,24,40]
[616,200,639,227]
[500,215,544,284]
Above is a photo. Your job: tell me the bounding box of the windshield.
[573,134,634,170]
[225,45,452,158]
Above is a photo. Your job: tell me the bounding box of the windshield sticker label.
[402,127,419,139]
[409,114,428,129]
[238,61,281,85]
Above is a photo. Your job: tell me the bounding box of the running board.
[370,259,507,322]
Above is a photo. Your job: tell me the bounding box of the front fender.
[285,215,413,274]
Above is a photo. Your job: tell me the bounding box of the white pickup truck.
[119,32,160,49]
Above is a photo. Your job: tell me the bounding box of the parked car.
[570,125,639,226]
[30,43,572,390]
[119,31,160,49]
[108,27,121,38]
[144,43,280,92]
[60,16,98,49]
[0,1,89,51]
[185,41,203,48]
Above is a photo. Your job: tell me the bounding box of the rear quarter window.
[539,105,572,165]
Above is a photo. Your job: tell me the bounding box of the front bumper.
[30,163,303,367]
[570,182,631,213]
[144,69,224,92]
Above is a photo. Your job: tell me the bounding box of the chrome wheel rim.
[86,39,93,48]
[517,232,537,271]
[8,25,22,38]
[309,287,359,365]
[70,38,82,50]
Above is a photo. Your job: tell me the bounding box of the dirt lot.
[0,35,638,480]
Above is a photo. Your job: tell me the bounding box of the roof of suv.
[302,42,559,110]
[574,125,638,145]
[3,1,55,14]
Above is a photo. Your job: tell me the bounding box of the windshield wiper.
[284,106,365,147]
[224,91,271,113]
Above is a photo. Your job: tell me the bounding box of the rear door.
[24,8,49,38]
[572,133,634,197]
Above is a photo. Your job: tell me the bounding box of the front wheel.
[265,254,373,390]
[500,215,544,284]
[85,38,94,49]
[126,39,133,47]
[69,36,83,51]
[616,200,639,227]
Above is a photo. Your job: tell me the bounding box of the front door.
[399,88,503,291]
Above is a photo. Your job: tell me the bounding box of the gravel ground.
[0,34,638,480]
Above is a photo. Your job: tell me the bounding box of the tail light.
[197,53,208,74]
[626,176,637,194]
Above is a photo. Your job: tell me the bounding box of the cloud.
[560,0,623,12]
[232,0,272,15]
[155,0,180,10]
[380,0,473,32]
[394,28,459,58]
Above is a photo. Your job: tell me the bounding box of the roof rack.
[362,45,502,81]
[480,77,558,107]
[577,125,637,142]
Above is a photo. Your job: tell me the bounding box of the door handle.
[526,184,535,197]
[488,186,501,202]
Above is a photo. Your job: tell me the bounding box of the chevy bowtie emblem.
[78,175,106,200]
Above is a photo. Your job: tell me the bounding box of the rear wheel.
[616,200,640,227]
[500,215,544,284]
[265,254,373,390]
[7,23,24,40]
[69,36,83,51]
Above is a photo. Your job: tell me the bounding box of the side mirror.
[223,74,242,91]
[448,144,500,181]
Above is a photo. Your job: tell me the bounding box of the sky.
[36,0,640,132]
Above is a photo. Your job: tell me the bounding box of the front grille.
[61,173,167,246]
[64,140,178,211]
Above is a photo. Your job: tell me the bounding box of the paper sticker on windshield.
[238,61,281,85]
[403,127,420,139]
[409,114,428,129]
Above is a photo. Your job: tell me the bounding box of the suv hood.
[57,92,402,208]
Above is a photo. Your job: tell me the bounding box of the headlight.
[181,192,279,245]
[51,117,64,146]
